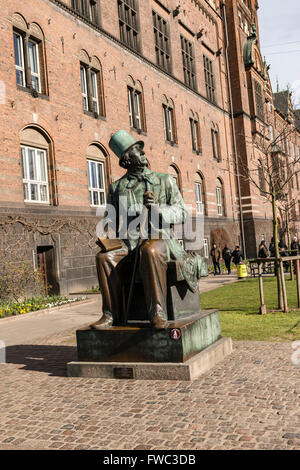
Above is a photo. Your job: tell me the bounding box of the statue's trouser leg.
[139,239,168,321]
[95,247,129,323]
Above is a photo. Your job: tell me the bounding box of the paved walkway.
[0,273,299,450]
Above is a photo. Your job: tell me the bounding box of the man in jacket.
[258,240,268,274]
[210,243,221,275]
[222,244,232,275]
[231,246,244,265]
[93,130,205,330]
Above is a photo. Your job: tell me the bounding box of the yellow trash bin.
[237,263,248,279]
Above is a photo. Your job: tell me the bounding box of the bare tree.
[237,123,300,310]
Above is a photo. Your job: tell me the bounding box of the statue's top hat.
[109,130,144,159]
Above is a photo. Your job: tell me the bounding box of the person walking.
[222,244,232,275]
[210,243,221,275]
[269,237,275,257]
[280,246,289,273]
[291,236,299,254]
[231,245,244,266]
[258,240,268,274]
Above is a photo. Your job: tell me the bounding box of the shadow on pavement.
[6,344,77,377]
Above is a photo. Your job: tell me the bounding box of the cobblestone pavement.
[0,330,299,450]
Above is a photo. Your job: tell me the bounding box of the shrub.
[0,252,46,302]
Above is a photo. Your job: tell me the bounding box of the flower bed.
[0,295,86,318]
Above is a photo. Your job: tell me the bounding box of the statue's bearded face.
[120,143,147,169]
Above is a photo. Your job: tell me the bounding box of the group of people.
[258,236,300,274]
[210,244,244,276]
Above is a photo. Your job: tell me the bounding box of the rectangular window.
[71,0,98,24]
[212,129,220,161]
[291,143,295,159]
[195,182,203,215]
[88,0,97,23]
[203,238,209,258]
[203,55,215,103]
[190,119,200,152]
[269,125,274,143]
[28,40,41,92]
[216,186,222,215]
[285,138,290,155]
[13,32,25,87]
[128,87,143,131]
[118,0,140,51]
[21,146,49,203]
[87,159,106,206]
[80,65,89,111]
[163,105,174,142]
[153,11,171,73]
[181,36,196,90]
[90,70,99,114]
[254,80,264,121]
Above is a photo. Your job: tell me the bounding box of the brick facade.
[0,0,299,294]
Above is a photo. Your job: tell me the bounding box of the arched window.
[168,164,182,193]
[189,111,201,154]
[12,14,48,95]
[86,144,110,207]
[162,96,177,144]
[195,172,205,215]
[211,123,221,161]
[20,126,56,204]
[127,76,146,133]
[79,51,105,117]
[216,178,225,216]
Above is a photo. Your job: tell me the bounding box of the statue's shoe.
[151,313,169,330]
[90,314,113,329]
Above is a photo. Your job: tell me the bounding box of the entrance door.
[37,246,59,295]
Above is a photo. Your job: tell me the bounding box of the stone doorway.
[37,246,59,295]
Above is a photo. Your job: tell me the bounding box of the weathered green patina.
[76,310,222,363]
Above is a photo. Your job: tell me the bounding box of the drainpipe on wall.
[220,1,247,258]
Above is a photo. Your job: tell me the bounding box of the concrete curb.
[0,298,93,324]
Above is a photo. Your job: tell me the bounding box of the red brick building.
[0,0,299,294]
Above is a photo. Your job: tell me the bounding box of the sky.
[258,0,300,108]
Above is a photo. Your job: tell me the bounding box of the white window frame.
[133,91,141,130]
[90,69,99,114]
[269,125,274,143]
[163,105,174,142]
[203,238,209,258]
[195,182,203,215]
[87,159,106,207]
[21,145,49,204]
[285,138,289,155]
[13,32,25,87]
[212,128,219,161]
[28,39,41,93]
[190,119,199,152]
[80,65,88,111]
[128,87,142,130]
[216,186,222,216]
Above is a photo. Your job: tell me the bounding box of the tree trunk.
[272,193,283,310]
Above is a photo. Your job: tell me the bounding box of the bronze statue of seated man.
[92,130,203,330]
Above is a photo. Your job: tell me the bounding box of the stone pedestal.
[76,310,221,363]
[68,309,233,380]
[67,337,232,381]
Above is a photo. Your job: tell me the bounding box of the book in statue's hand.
[97,238,123,252]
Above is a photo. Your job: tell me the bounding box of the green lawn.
[201,277,300,342]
